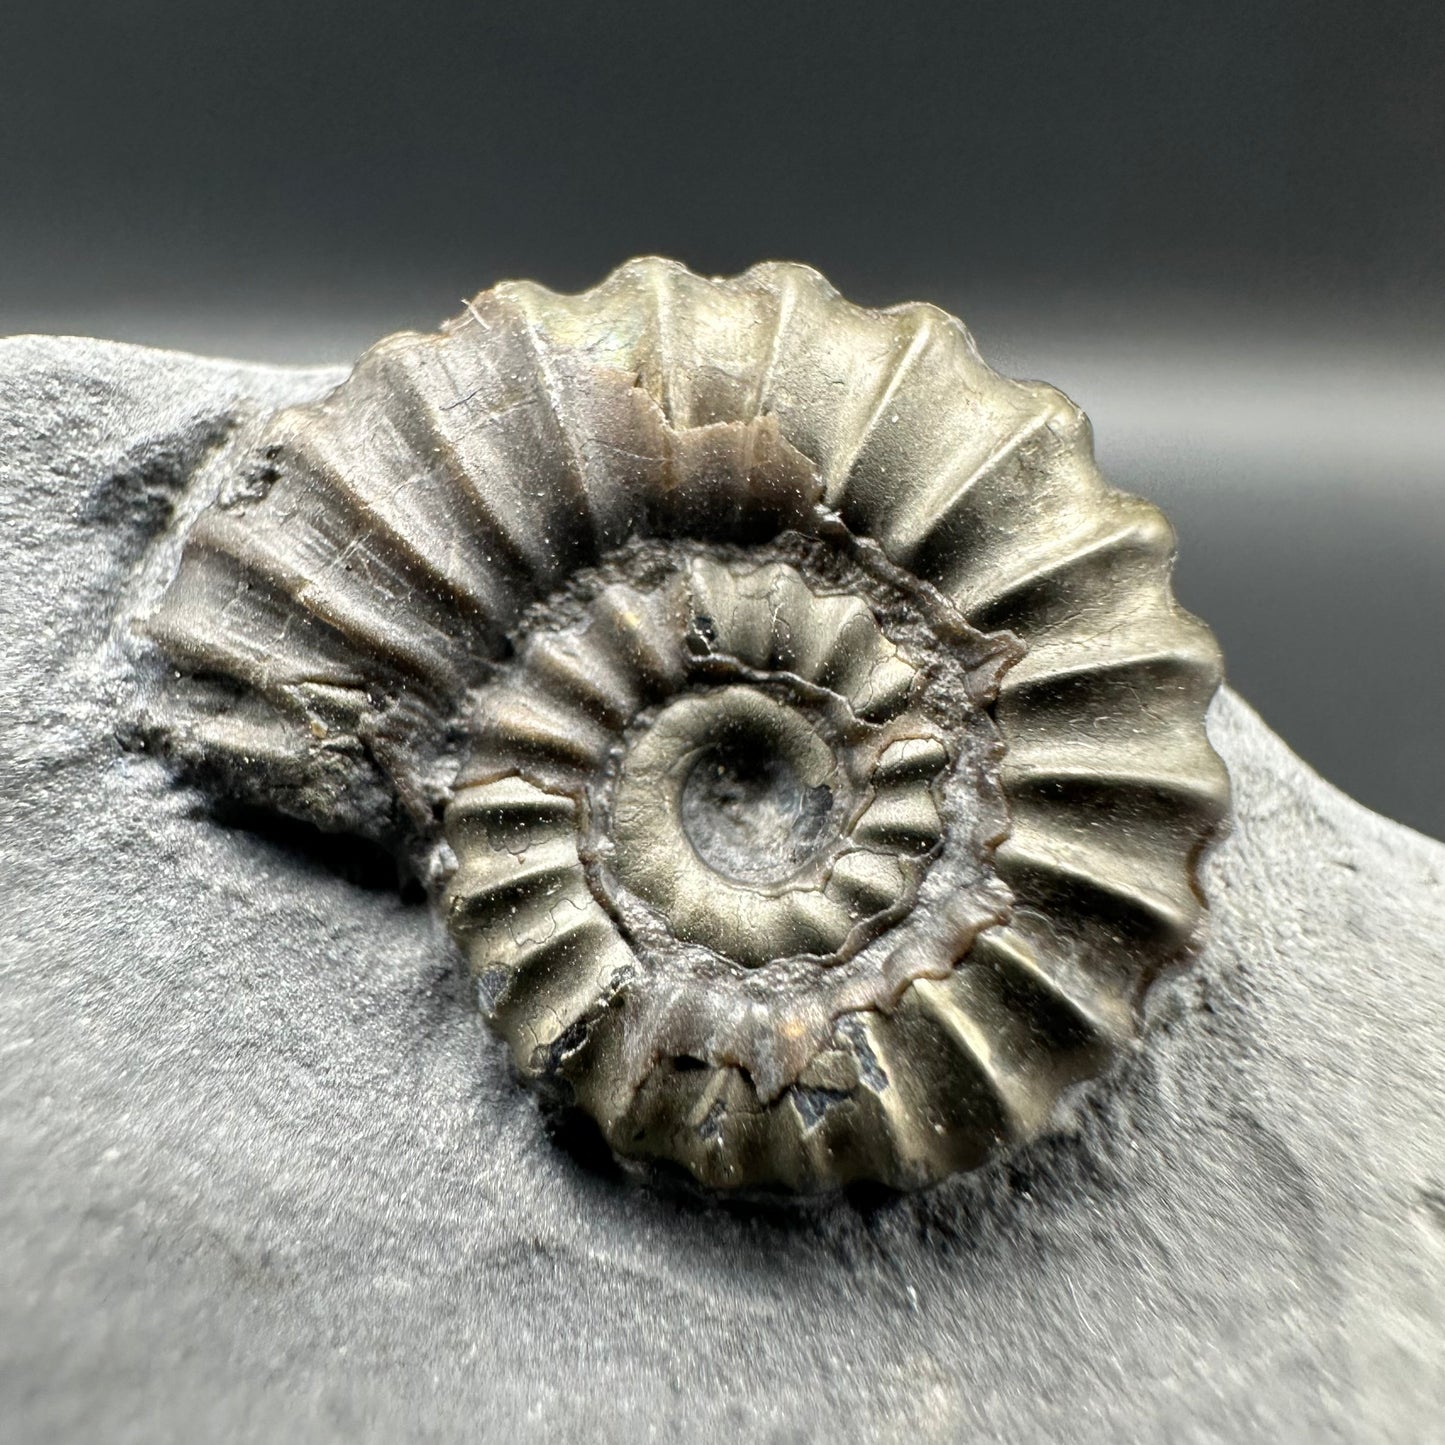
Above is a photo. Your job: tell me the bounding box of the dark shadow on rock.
[201,797,428,902]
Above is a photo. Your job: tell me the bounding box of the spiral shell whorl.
[147,258,1228,1192]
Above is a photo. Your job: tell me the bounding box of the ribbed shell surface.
[146,259,1229,1192]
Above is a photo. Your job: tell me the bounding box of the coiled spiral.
[146,259,1228,1191]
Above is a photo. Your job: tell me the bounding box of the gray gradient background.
[2,0,1442,836]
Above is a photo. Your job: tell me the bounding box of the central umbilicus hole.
[680,732,834,886]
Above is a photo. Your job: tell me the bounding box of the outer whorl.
[146,259,1229,1192]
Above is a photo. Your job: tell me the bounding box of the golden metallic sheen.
[146,259,1229,1192]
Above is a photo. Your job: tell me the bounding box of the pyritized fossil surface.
[143,259,1229,1191]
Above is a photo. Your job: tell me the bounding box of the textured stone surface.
[1,336,1442,1443]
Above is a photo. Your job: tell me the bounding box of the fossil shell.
[145,259,1228,1192]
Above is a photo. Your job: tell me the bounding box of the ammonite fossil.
[145,259,1229,1192]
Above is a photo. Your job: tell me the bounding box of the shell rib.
[146,258,1229,1193]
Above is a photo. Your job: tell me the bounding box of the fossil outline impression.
[146,259,1228,1192]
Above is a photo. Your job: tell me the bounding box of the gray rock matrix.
[1,336,1441,1444]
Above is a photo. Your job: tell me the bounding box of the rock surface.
[1,336,1442,1444]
